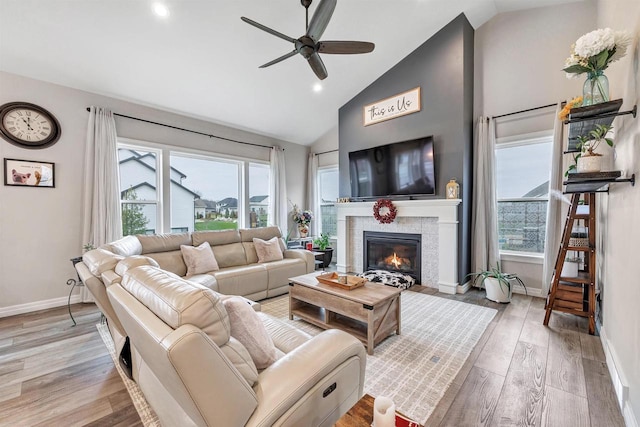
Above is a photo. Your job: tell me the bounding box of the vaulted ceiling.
[0,0,580,145]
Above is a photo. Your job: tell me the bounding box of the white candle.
[373,396,395,427]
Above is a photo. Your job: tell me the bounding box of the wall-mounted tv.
[349,136,435,199]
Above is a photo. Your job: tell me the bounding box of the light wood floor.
[0,288,625,427]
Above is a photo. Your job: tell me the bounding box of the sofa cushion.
[253,237,284,263]
[121,266,230,347]
[115,255,159,277]
[187,273,218,291]
[105,235,143,256]
[181,242,219,277]
[145,250,187,277]
[83,248,124,276]
[212,243,248,268]
[138,233,191,254]
[223,296,279,370]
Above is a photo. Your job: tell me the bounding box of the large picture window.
[318,166,338,237]
[495,133,552,254]
[118,141,270,235]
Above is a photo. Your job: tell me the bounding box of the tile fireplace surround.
[337,199,463,294]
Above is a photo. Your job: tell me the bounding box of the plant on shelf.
[83,243,95,252]
[465,262,527,303]
[567,124,614,174]
[313,233,333,268]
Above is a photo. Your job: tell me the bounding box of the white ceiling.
[0,0,579,145]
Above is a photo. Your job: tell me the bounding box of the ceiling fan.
[241,0,375,80]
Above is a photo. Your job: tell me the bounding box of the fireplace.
[363,231,421,283]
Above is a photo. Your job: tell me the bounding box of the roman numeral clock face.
[0,102,61,149]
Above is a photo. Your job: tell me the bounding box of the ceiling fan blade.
[241,17,296,44]
[318,41,375,54]
[307,52,328,80]
[259,50,298,68]
[306,0,337,42]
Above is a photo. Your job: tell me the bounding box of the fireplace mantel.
[336,199,462,294]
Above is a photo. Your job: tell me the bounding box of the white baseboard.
[512,285,544,298]
[457,280,472,294]
[600,326,638,427]
[0,295,82,318]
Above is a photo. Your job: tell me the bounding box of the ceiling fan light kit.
[241,0,375,80]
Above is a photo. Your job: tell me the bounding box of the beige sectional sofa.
[76,226,315,355]
[108,265,366,426]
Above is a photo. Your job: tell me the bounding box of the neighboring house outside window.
[495,132,552,254]
[318,166,338,237]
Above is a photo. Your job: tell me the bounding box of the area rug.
[260,291,497,424]
[98,291,496,426]
[96,323,160,427]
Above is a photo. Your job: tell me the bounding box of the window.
[118,147,161,236]
[495,133,552,253]
[118,141,271,235]
[318,167,338,237]
[249,163,270,228]
[170,153,241,231]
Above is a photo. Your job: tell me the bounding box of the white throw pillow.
[223,296,279,370]
[180,242,219,277]
[253,237,284,263]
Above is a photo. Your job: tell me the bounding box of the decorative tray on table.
[316,272,366,290]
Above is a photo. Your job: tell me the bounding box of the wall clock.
[0,102,61,149]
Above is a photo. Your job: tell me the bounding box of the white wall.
[310,125,339,167]
[0,71,308,313]
[596,1,640,424]
[474,1,597,293]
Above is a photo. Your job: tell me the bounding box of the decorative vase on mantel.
[582,70,609,106]
[298,224,309,238]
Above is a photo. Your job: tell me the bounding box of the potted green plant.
[465,262,527,303]
[567,124,614,175]
[313,233,334,268]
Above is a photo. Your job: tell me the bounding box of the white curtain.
[542,103,565,295]
[81,107,122,301]
[307,153,319,237]
[270,146,289,236]
[471,116,500,274]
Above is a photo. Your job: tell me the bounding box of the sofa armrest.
[101,270,121,287]
[246,329,366,427]
[284,249,315,273]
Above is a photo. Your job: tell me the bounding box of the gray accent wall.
[338,14,474,282]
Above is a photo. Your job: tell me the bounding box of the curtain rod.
[314,149,339,156]
[85,107,276,150]
[492,102,557,120]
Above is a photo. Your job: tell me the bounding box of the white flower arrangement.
[563,28,632,79]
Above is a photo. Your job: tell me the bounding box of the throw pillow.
[180,242,219,277]
[253,237,284,263]
[222,296,279,370]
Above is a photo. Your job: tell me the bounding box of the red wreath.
[373,199,397,224]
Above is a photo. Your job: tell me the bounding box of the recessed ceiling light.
[153,3,170,18]
[313,83,323,93]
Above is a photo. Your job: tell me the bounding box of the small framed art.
[4,158,55,187]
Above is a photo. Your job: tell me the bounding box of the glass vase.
[582,71,609,106]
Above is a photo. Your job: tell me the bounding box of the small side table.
[311,251,325,271]
[67,256,84,326]
[335,394,422,427]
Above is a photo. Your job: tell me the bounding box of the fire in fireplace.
[363,231,421,282]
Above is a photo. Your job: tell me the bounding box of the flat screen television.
[349,136,435,198]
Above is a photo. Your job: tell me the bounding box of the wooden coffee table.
[288,272,402,355]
